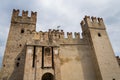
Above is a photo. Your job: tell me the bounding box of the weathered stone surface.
[0,10,120,80]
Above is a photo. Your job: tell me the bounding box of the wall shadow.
[8,45,26,80]
[76,38,97,80]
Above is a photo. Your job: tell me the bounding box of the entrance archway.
[42,73,54,80]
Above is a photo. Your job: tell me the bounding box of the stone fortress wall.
[0,9,120,80]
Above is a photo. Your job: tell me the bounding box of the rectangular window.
[41,46,54,69]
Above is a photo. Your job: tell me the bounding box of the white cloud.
[0,0,120,58]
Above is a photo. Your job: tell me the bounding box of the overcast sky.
[0,0,120,59]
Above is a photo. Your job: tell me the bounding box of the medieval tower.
[0,9,120,80]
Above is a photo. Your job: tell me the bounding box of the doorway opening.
[42,73,54,80]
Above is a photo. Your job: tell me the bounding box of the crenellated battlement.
[29,29,85,45]
[80,16,105,30]
[12,9,20,17]
[74,32,80,39]
[2,9,120,80]
[32,29,81,42]
[22,10,28,17]
[11,9,37,24]
[67,32,72,39]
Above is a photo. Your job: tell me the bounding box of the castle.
[0,9,120,80]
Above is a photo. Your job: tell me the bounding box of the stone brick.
[0,10,120,80]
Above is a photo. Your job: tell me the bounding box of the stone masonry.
[0,9,120,80]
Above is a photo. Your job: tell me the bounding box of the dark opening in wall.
[52,47,54,69]
[16,62,19,67]
[19,44,22,47]
[42,73,54,80]
[98,33,101,37]
[3,64,5,67]
[17,57,20,61]
[42,46,44,69]
[32,46,36,68]
[59,35,60,38]
[113,78,115,80]
[21,29,24,33]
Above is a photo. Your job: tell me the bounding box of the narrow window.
[17,57,20,61]
[32,46,36,68]
[59,35,60,38]
[19,44,22,47]
[16,62,19,67]
[21,29,24,33]
[42,46,44,69]
[98,33,101,37]
[3,64,5,67]
[52,47,54,69]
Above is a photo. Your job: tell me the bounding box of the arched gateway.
[42,73,54,80]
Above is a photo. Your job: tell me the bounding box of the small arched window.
[98,33,101,37]
[3,64,5,67]
[21,29,24,33]
[17,57,20,61]
[19,44,22,47]
[16,62,19,67]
